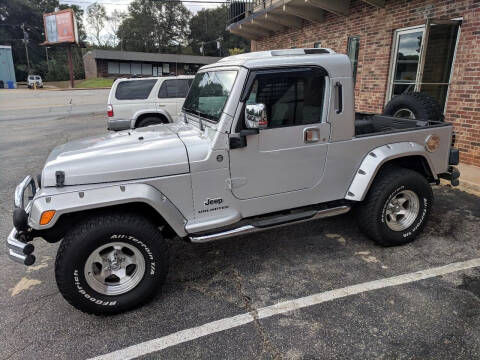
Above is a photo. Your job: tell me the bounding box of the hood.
[42,123,194,187]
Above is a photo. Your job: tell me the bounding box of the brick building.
[83,49,221,79]
[227,0,480,167]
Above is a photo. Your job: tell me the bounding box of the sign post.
[41,9,79,88]
[66,45,74,88]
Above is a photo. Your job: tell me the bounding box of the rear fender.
[345,142,437,202]
[132,109,172,127]
[29,183,187,237]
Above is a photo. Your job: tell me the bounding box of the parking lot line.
[89,257,480,360]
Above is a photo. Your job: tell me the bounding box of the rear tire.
[356,166,433,246]
[136,116,167,128]
[383,92,444,121]
[55,212,168,315]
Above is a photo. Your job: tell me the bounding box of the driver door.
[229,68,330,200]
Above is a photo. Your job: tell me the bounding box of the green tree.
[117,0,191,53]
[229,47,245,56]
[86,2,107,46]
[107,9,125,48]
[189,5,249,57]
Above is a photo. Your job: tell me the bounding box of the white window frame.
[385,25,425,104]
[385,20,461,113]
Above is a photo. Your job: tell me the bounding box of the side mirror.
[245,103,268,129]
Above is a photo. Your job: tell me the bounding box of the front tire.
[55,213,168,315]
[356,166,433,246]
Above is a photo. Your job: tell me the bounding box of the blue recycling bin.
[7,80,14,89]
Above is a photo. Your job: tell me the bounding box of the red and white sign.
[43,9,78,45]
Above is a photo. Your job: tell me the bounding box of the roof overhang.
[227,0,385,39]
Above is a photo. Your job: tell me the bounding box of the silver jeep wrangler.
[7,48,460,315]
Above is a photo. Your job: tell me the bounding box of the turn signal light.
[40,210,56,225]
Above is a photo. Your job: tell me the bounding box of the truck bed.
[355,113,449,137]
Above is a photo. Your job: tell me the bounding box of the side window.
[159,80,191,98]
[246,69,325,128]
[115,80,157,100]
[159,80,178,98]
[177,80,190,98]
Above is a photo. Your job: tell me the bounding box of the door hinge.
[226,177,247,189]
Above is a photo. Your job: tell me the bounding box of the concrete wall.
[83,52,98,79]
[251,0,480,166]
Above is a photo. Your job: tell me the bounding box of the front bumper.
[7,228,35,265]
[107,118,132,131]
[6,176,37,266]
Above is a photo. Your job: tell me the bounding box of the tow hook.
[439,166,460,187]
[7,228,35,266]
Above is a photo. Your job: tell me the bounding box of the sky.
[59,0,222,44]
[59,0,221,16]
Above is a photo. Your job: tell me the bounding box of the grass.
[74,78,114,88]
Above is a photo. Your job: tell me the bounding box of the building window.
[313,41,322,48]
[131,63,142,75]
[141,63,152,76]
[347,36,360,84]
[162,63,170,75]
[107,61,120,74]
[153,66,159,76]
[119,63,130,74]
[387,20,461,111]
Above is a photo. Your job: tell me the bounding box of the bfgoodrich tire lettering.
[356,166,433,246]
[55,213,168,315]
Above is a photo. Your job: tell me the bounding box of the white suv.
[107,75,194,131]
[27,75,43,88]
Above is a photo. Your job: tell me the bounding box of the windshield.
[182,70,237,122]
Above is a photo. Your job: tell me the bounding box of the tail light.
[107,104,113,117]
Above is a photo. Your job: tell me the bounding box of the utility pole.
[21,23,31,75]
[216,37,222,57]
[45,47,50,73]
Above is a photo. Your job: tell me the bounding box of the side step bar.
[190,205,351,243]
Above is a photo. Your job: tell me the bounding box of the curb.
[49,87,112,91]
[440,179,480,197]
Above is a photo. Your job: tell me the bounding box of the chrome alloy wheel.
[393,108,416,119]
[385,190,420,232]
[84,241,146,296]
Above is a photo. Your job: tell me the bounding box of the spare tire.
[383,92,444,121]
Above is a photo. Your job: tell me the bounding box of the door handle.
[304,127,320,143]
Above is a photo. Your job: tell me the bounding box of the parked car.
[7,48,459,315]
[106,75,194,131]
[27,75,43,88]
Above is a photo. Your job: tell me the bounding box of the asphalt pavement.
[0,88,109,121]
[0,91,479,360]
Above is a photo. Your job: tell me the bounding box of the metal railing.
[227,0,275,25]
